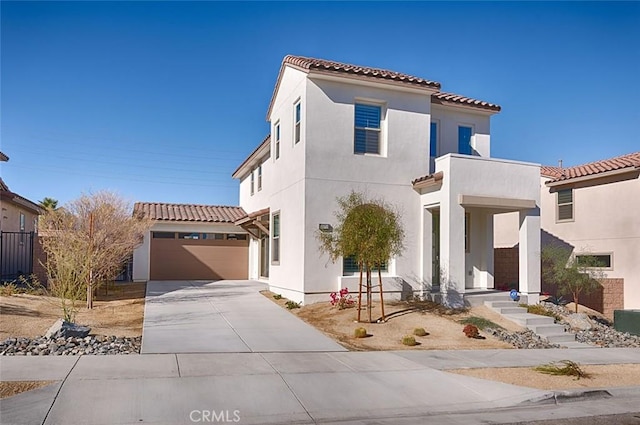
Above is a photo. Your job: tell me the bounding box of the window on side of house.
[342,256,388,275]
[250,169,255,196]
[354,103,382,155]
[430,121,438,158]
[152,232,176,239]
[464,213,471,253]
[257,164,262,191]
[294,101,301,144]
[557,189,573,221]
[274,121,280,159]
[19,212,25,231]
[576,254,612,269]
[458,126,473,155]
[272,212,280,264]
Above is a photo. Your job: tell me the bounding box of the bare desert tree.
[40,191,151,314]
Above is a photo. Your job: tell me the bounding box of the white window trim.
[19,212,25,231]
[457,123,475,156]
[353,99,387,157]
[575,252,613,271]
[556,188,574,223]
[274,121,281,160]
[293,99,301,145]
[257,164,262,191]
[430,119,440,159]
[271,211,281,265]
[250,170,255,196]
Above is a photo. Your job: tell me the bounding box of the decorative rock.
[45,319,65,339]
[0,335,142,356]
[565,313,594,331]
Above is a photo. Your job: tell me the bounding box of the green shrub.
[534,360,591,380]
[273,294,283,300]
[402,335,417,346]
[459,316,503,330]
[354,327,367,338]
[521,304,563,322]
[285,300,301,310]
[413,327,428,337]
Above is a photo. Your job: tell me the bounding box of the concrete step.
[527,324,566,334]
[484,301,522,309]
[544,333,577,343]
[495,307,528,315]
[504,313,555,326]
[560,341,593,349]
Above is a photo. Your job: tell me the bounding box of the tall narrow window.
[430,122,438,158]
[250,170,255,196]
[19,213,25,231]
[274,122,280,159]
[257,164,262,191]
[458,126,472,155]
[294,101,301,144]
[354,103,382,154]
[557,189,573,221]
[464,213,471,253]
[272,212,280,263]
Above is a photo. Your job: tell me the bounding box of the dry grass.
[0,282,146,339]
[0,381,57,399]
[262,291,515,351]
[450,364,640,390]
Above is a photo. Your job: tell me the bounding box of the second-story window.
[275,122,280,159]
[19,212,25,231]
[430,121,438,158]
[354,103,382,154]
[250,170,255,196]
[294,101,301,144]
[557,189,573,222]
[257,164,262,191]
[458,126,473,155]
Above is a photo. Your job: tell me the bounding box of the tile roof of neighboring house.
[232,134,271,179]
[411,171,444,188]
[0,151,8,162]
[134,202,247,223]
[0,188,44,215]
[543,151,640,183]
[432,91,501,112]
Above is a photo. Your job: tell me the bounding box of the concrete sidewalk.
[141,280,346,353]
[2,349,640,424]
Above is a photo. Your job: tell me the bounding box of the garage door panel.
[150,239,248,280]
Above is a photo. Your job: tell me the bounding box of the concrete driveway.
[141,280,346,353]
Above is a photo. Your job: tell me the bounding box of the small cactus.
[354,327,368,338]
[402,335,417,346]
[413,327,427,337]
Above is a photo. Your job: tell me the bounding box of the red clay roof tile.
[134,202,247,223]
[545,152,640,183]
[432,91,501,112]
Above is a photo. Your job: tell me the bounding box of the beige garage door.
[150,232,248,280]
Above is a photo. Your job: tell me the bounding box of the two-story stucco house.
[495,152,640,315]
[232,55,542,306]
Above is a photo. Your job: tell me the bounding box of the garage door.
[150,232,248,280]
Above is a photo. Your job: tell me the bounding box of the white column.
[440,197,466,308]
[132,231,151,282]
[519,208,541,304]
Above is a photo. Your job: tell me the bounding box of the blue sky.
[2,1,638,208]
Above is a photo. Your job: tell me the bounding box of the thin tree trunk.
[574,292,579,313]
[86,213,94,310]
[357,263,363,322]
[367,266,372,323]
[378,266,385,322]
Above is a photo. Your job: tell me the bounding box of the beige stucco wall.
[1,200,38,233]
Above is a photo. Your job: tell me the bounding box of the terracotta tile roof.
[284,55,442,90]
[411,171,444,188]
[432,91,501,112]
[134,202,247,223]
[0,151,8,162]
[545,152,640,183]
[232,134,270,179]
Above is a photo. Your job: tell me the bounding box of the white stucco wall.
[430,104,492,159]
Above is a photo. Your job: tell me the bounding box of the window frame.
[257,164,262,191]
[354,101,385,156]
[271,211,281,265]
[250,169,255,196]
[464,212,471,253]
[457,125,474,155]
[556,188,574,222]
[430,120,439,159]
[274,121,281,160]
[575,253,613,271]
[19,212,25,231]
[342,255,388,276]
[293,100,301,144]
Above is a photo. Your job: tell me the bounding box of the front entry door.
[432,211,440,288]
[260,233,269,278]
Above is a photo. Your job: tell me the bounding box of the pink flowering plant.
[330,288,356,310]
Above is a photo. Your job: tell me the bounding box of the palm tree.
[40,197,59,211]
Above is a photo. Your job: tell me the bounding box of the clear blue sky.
[2,1,638,208]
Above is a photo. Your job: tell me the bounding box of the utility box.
[614,310,640,336]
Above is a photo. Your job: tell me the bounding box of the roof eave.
[431,98,501,114]
[232,136,271,179]
[546,166,640,187]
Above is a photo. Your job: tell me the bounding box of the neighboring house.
[495,152,640,315]
[232,55,542,306]
[132,203,249,281]
[0,151,44,281]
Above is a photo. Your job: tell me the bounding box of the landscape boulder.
[46,319,91,339]
[565,313,594,331]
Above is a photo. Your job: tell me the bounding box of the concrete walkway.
[141,280,346,353]
[2,349,640,425]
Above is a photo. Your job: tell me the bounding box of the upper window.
[458,126,473,155]
[354,103,382,154]
[557,189,573,221]
[152,232,175,239]
[430,121,438,158]
[294,101,301,144]
[274,122,280,160]
[272,212,280,264]
[250,170,255,196]
[464,213,471,253]
[19,213,25,231]
[576,254,612,269]
[257,164,262,191]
